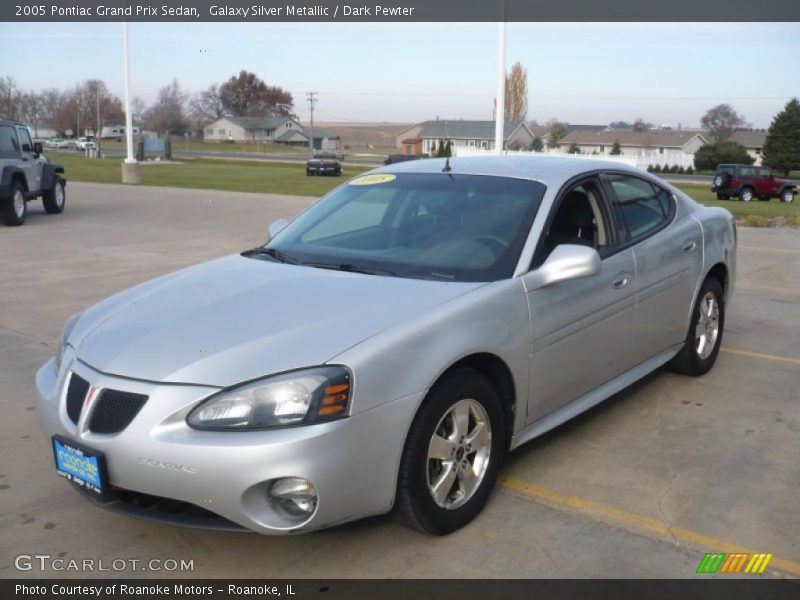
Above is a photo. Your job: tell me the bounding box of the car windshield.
[313,152,337,159]
[259,172,545,282]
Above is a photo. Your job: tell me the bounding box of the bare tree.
[0,76,21,120]
[219,70,293,117]
[190,84,226,123]
[505,62,528,122]
[39,88,65,127]
[131,97,147,124]
[19,92,44,137]
[142,79,188,135]
[701,104,748,142]
[633,118,648,132]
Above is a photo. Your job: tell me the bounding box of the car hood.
[72,254,482,387]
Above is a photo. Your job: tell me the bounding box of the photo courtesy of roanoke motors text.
[1,0,799,598]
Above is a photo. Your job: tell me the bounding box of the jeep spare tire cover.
[714,173,728,188]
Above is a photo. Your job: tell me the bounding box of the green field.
[96,139,307,155]
[53,155,799,226]
[54,155,370,197]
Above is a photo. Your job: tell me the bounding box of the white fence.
[453,147,695,170]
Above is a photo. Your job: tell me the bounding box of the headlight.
[55,313,81,373]
[187,366,351,430]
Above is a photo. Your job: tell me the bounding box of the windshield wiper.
[241,247,300,264]
[304,262,397,277]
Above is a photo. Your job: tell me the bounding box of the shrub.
[686,166,694,174]
[694,141,754,171]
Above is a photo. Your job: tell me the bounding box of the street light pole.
[121,21,140,183]
[306,91,317,157]
[494,19,507,155]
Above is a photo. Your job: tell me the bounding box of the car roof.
[374,154,645,183]
[0,119,26,127]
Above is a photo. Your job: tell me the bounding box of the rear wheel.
[782,190,795,203]
[43,177,66,214]
[395,369,504,535]
[668,277,724,376]
[740,187,754,202]
[2,181,27,226]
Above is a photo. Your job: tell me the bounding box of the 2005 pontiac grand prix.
[36,155,736,535]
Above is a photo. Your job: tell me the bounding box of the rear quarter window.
[607,174,674,242]
[0,125,20,158]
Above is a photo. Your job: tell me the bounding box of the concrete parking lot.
[1,182,798,578]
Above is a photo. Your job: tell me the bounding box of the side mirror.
[267,218,289,242]
[526,244,601,291]
[33,142,43,155]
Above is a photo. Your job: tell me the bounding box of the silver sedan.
[36,156,736,535]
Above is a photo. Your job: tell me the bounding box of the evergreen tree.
[610,140,622,155]
[763,98,800,176]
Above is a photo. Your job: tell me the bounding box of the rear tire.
[395,368,505,535]
[2,181,27,226]
[740,187,754,203]
[668,277,724,376]
[716,193,729,200]
[43,177,66,214]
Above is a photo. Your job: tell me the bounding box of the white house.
[395,120,536,154]
[557,130,709,168]
[204,116,302,143]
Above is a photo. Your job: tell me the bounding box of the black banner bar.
[3,580,800,600]
[3,0,800,22]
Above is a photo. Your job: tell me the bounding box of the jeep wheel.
[2,181,27,226]
[782,190,795,203]
[716,193,729,200]
[43,177,66,214]
[740,188,754,203]
[713,173,728,188]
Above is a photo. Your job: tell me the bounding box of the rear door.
[15,126,41,192]
[756,168,778,197]
[602,173,702,359]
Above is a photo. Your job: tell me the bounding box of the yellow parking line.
[721,347,800,366]
[739,245,800,254]
[497,476,800,576]
[737,283,800,295]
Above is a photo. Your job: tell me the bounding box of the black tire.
[1,181,27,226]
[42,177,66,214]
[740,187,754,203]
[306,170,313,176]
[395,368,505,535]
[668,277,725,376]
[781,189,795,203]
[758,196,770,202]
[716,193,729,200]
[713,173,728,188]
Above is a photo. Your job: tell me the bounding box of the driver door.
[522,177,637,424]
[16,126,41,193]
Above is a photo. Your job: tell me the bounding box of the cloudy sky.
[1,21,798,127]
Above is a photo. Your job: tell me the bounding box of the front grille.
[65,373,90,424]
[88,389,148,434]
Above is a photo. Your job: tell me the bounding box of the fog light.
[268,478,317,521]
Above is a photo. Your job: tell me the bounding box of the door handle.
[612,272,630,289]
[682,241,697,252]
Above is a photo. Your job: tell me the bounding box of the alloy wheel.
[695,291,720,360]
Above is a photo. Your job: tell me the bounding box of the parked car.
[306,151,342,176]
[45,138,69,149]
[711,164,796,203]
[37,156,735,535]
[75,137,96,151]
[384,153,428,166]
[1,120,67,226]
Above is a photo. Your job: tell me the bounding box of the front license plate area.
[52,435,107,495]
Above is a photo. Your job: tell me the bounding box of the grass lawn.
[672,182,800,227]
[97,139,307,155]
[55,155,371,197]
[53,155,798,226]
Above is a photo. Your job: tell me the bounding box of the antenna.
[442,156,452,173]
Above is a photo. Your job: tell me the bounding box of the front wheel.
[2,181,27,226]
[782,190,795,203]
[43,177,66,214]
[395,369,505,535]
[668,277,725,376]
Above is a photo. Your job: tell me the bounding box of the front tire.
[668,277,724,376]
[43,177,66,214]
[395,369,505,535]
[2,181,27,226]
[782,190,795,203]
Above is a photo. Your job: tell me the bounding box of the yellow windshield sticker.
[350,174,396,186]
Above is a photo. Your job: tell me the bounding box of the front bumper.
[36,354,422,534]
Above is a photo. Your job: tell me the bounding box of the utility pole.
[95,83,102,153]
[121,22,140,184]
[306,91,317,157]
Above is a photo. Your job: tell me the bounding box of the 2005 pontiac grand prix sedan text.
[36,155,736,535]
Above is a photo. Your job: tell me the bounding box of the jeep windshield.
[257,173,545,282]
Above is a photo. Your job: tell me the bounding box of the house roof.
[275,129,309,142]
[220,116,295,130]
[559,129,708,148]
[417,120,530,141]
[306,128,340,139]
[729,130,767,148]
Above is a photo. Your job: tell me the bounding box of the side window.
[537,178,610,265]
[301,187,394,243]
[739,166,756,178]
[758,168,771,179]
[0,125,20,157]
[607,175,673,242]
[17,128,33,152]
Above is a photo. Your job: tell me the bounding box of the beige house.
[395,120,535,154]
[728,130,767,165]
[558,130,708,167]
[204,116,302,143]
